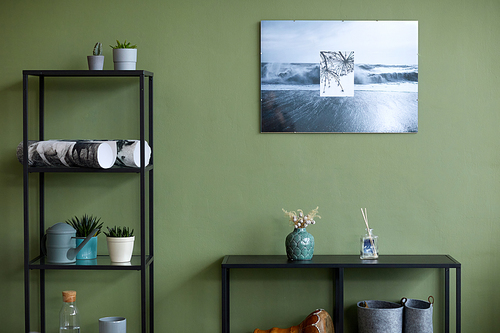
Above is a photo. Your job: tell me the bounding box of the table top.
[222,254,460,269]
[23,69,154,77]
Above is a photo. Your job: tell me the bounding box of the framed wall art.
[260,20,418,133]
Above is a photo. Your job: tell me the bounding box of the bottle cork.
[62,290,76,303]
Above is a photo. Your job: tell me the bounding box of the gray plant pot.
[113,48,137,70]
[87,55,104,70]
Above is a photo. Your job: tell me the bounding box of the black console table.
[221,255,461,333]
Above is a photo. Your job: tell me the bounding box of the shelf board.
[23,70,153,77]
[27,164,153,173]
[29,255,153,270]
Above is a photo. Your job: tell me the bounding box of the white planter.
[87,55,104,70]
[106,236,135,262]
[113,48,137,70]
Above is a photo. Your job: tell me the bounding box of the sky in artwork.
[261,20,418,65]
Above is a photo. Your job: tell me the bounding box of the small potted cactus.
[110,40,137,70]
[87,42,104,70]
[104,226,135,262]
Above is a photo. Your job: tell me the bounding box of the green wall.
[1,0,499,332]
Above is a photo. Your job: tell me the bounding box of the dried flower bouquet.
[282,206,321,229]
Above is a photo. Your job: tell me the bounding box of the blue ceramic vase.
[285,228,314,260]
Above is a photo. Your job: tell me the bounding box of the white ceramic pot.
[106,236,135,262]
[87,55,104,70]
[113,48,137,70]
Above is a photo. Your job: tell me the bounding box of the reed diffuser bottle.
[360,228,378,259]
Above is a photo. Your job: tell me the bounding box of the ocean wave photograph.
[260,20,418,133]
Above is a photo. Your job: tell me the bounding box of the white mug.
[99,316,126,333]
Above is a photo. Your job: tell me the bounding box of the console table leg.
[222,267,229,333]
[334,268,344,333]
[445,268,449,333]
[456,267,461,333]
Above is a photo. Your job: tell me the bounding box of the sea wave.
[261,63,320,85]
[355,64,418,84]
[261,62,418,87]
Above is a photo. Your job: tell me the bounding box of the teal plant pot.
[285,228,314,260]
[76,259,97,266]
[75,236,98,260]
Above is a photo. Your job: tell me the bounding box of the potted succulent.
[87,42,104,70]
[104,226,135,262]
[65,214,104,259]
[110,40,137,70]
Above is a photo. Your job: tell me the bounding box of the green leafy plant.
[104,226,134,237]
[109,40,137,49]
[93,42,103,56]
[65,214,104,237]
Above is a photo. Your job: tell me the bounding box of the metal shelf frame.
[221,254,461,333]
[23,70,154,333]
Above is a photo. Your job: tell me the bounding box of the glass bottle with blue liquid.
[360,228,378,259]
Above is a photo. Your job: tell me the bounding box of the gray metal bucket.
[402,296,434,333]
[357,300,403,333]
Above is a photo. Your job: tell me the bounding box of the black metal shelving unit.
[23,70,154,333]
[222,254,461,333]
